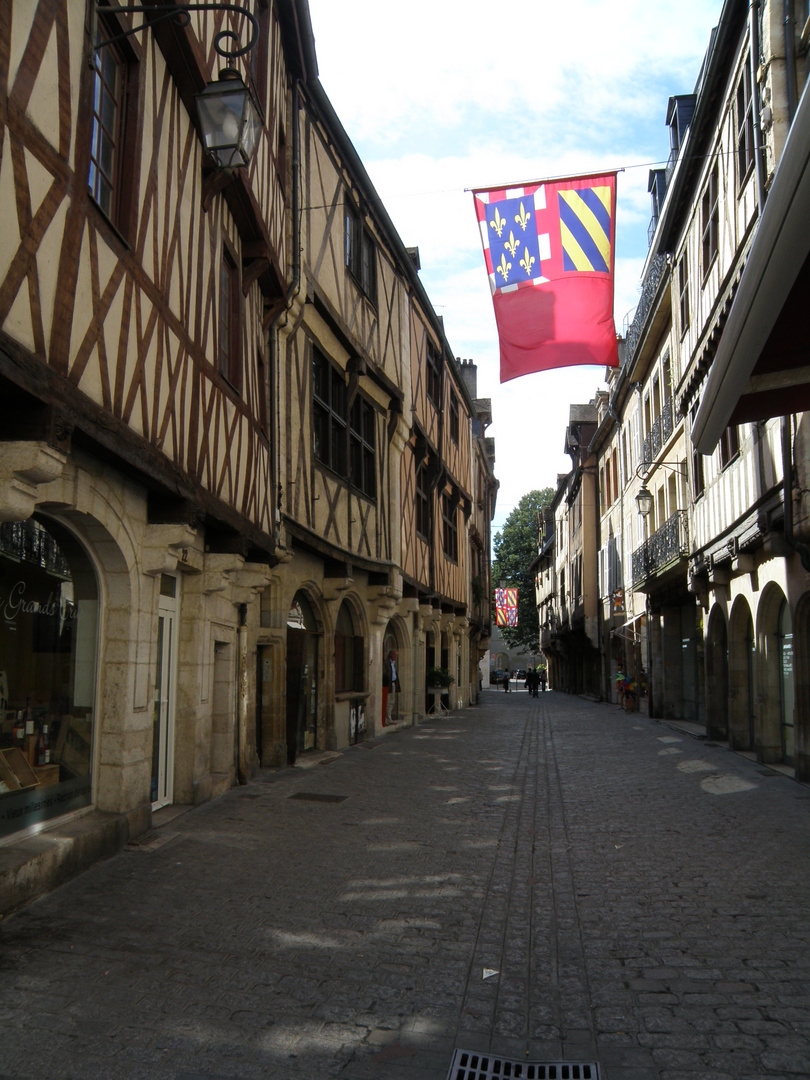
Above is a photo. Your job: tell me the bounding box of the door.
[151,575,178,808]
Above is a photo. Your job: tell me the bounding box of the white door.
[151,575,178,809]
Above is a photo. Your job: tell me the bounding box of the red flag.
[473,173,619,383]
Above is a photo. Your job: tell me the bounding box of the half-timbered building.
[0,1,496,909]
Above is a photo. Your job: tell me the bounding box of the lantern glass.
[195,72,260,168]
[636,484,653,517]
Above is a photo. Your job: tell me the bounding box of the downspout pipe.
[270,80,303,538]
[785,0,798,123]
[781,416,810,573]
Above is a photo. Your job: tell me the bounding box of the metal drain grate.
[288,791,348,802]
[447,1050,600,1080]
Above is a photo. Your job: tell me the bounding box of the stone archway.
[382,616,412,726]
[705,604,729,740]
[728,596,755,752]
[756,582,790,765]
[286,590,324,764]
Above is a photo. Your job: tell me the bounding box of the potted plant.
[426,667,454,688]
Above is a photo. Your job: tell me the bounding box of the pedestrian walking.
[538,668,547,692]
[525,668,539,697]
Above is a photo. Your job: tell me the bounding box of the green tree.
[492,488,554,652]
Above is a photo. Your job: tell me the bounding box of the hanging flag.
[495,587,518,627]
[472,173,619,383]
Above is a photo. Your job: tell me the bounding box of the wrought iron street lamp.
[95,3,261,168]
[195,68,261,168]
[636,483,654,518]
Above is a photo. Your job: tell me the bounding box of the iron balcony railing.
[632,510,689,586]
[642,398,674,465]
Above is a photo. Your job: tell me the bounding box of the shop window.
[334,602,364,693]
[0,519,98,839]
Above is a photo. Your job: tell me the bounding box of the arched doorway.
[756,583,792,765]
[728,597,755,752]
[705,604,728,740]
[286,592,320,765]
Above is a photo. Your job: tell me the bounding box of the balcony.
[632,510,689,587]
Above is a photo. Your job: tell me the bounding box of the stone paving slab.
[1,691,810,1079]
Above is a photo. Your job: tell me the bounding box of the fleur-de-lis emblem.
[496,253,511,283]
[515,202,531,231]
[520,247,535,277]
[504,230,519,258]
[489,207,507,238]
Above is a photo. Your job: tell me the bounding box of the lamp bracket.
[635,460,686,482]
[95,3,259,59]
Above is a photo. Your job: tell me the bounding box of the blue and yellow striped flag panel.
[559,186,612,273]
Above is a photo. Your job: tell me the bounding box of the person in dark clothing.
[503,672,510,692]
[538,668,547,692]
[525,668,539,697]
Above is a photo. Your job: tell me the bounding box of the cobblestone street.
[2,690,809,1080]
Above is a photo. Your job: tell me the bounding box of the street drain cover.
[288,792,348,802]
[447,1050,600,1079]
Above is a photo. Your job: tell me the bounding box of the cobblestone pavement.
[2,691,810,1080]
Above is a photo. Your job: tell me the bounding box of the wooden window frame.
[426,343,442,408]
[416,460,430,539]
[349,396,376,500]
[88,21,141,240]
[219,241,242,393]
[736,64,755,189]
[345,201,377,303]
[719,424,740,469]
[312,349,347,477]
[678,250,691,334]
[442,491,459,563]
[701,164,719,281]
[449,391,459,445]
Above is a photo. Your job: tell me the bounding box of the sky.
[305,0,722,539]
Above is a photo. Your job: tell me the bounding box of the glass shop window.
[0,518,98,839]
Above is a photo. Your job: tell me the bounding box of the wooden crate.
[0,753,22,794]
[0,747,38,789]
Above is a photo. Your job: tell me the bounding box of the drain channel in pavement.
[288,792,348,802]
[446,1050,600,1079]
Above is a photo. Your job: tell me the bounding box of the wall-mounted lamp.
[195,68,261,168]
[95,4,261,169]
[635,460,685,518]
[636,484,654,517]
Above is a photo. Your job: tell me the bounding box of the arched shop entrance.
[286,592,320,765]
[0,517,99,839]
